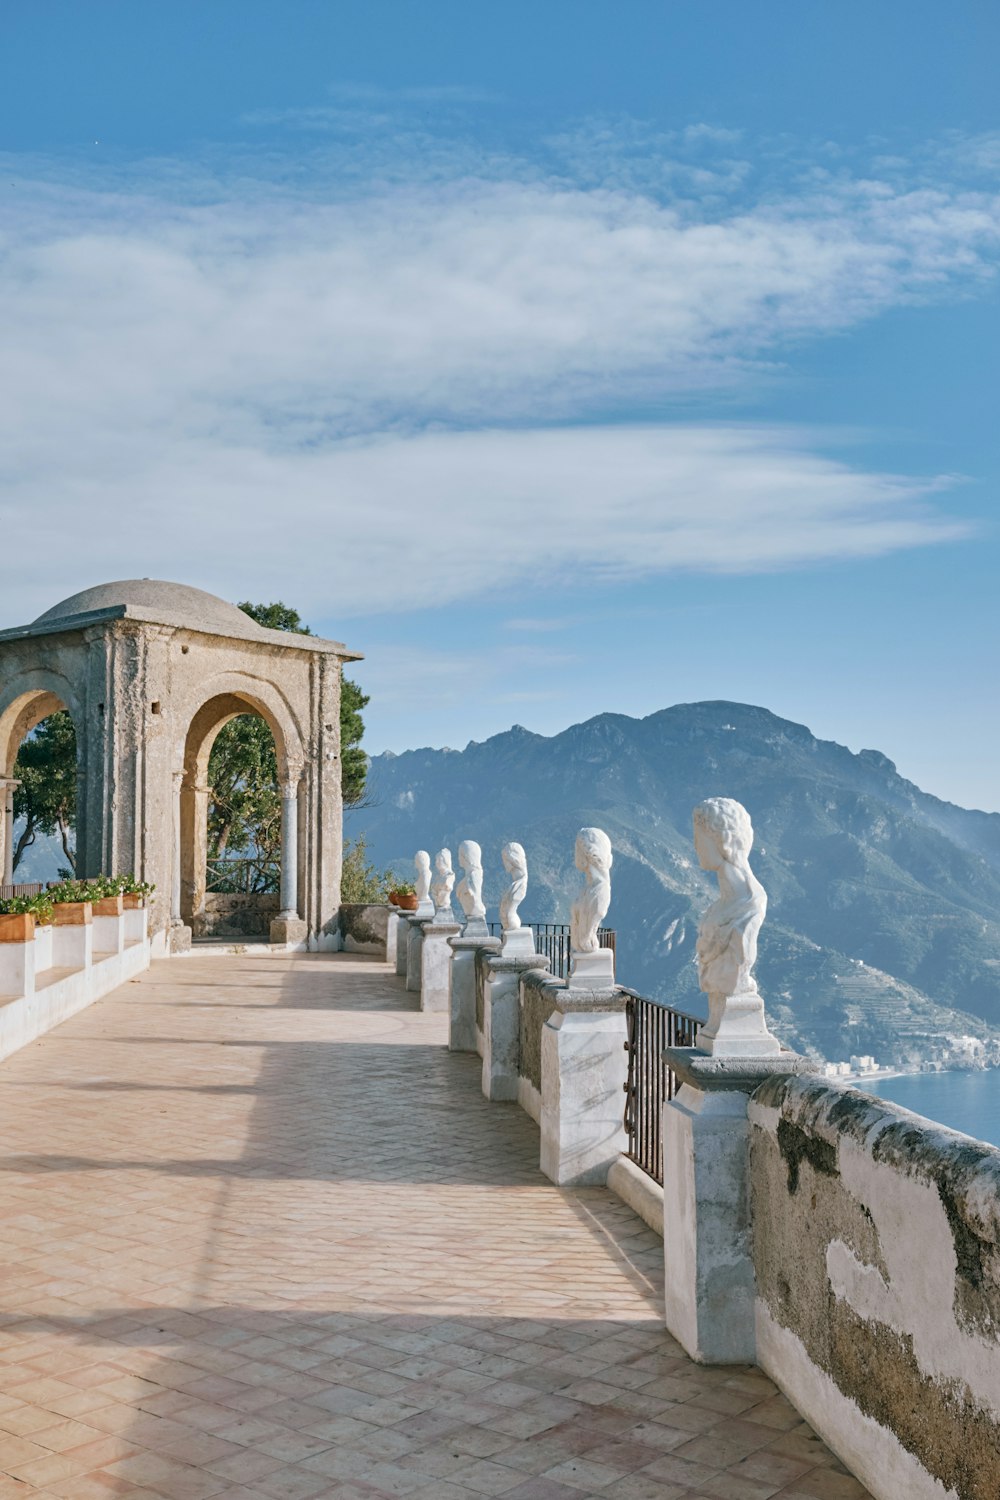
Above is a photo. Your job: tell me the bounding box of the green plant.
[341,836,393,904]
[0,893,54,924]
[390,881,416,896]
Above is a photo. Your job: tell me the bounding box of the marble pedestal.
[539,986,627,1186]
[662,1048,815,1364]
[482,951,549,1101]
[385,907,405,969]
[405,911,432,992]
[449,933,500,1052]
[420,921,461,1012]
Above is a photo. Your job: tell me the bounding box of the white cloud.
[0,423,968,624]
[0,129,993,623]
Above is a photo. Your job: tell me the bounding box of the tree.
[12,711,77,873]
[205,602,371,874]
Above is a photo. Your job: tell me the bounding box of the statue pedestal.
[500,925,535,958]
[662,1048,815,1364]
[461,916,490,940]
[405,912,430,992]
[482,951,549,1100]
[568,946,615,986]
[697,986,781,1057]
[449,932,500,1052]
[420,921,461,1012]
[539,986,627,1187]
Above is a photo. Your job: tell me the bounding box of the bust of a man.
[692,797,779,1055]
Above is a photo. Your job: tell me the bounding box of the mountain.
[350,701,1000,1068]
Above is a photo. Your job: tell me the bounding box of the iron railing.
[623,992,701,1184]
[486,921,615,980]
[0,882,43,901]
[205,858,279,896]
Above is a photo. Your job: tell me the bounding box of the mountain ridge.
[355,699,1000,1068]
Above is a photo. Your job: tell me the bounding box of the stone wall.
[749,1075,1000,1500]
[339,903,389,955]
[196,893,278,938]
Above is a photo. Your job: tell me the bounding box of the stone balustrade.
[388,811,1000,1500]
[0,902,151,1063]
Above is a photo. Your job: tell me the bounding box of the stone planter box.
[53,901,93,926]
[93,895,124,917]
[0,913,35,943]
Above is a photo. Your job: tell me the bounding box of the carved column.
[1,778,18,885]
[278,776,300,919]
[171,771,183,923]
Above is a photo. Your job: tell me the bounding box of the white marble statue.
[414,850,432,914]
[499,842,528,930]
[457,839,487,928]
[693,797,779,1055]
[570,827,613,954]
[431,847,456,919]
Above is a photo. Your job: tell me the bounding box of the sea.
[861,1070,1000,1150]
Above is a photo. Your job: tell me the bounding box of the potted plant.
[49,881,94,926]
[118,876,156,910]
[389,881,418,911]
[0,897,37,944]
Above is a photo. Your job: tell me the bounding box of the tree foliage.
[12,710,77,874]
[339,834,393,903]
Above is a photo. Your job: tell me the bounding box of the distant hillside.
[351,701,1000,1067]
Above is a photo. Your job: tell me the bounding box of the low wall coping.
[450,934,501,953]
[556,983,627,1014]
[485,953,551,975]
[666,1046,816,1094]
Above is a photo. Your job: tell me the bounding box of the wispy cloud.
[0,121,994,623]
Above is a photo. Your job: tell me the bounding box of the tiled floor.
[0,951,872,1500]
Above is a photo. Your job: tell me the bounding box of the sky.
[1,2,999,808]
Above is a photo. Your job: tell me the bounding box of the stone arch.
[178,677,306,937]
[0,671,84,885]
[0,669,84,778]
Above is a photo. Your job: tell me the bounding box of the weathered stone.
[750,1075,1000,1500]
[662,1048,815,1366]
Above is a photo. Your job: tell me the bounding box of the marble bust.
[457,839,487,933]
[693,797,779,1056]
[431,848,456,921]
[570,827,613,953]
[414,850,433,915]
[499,841,528,930]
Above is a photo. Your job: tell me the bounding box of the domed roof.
[34,580,267,636]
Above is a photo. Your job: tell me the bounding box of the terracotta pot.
[94,895,124,917]
[0,912,35,943]
[53,901,93,926]
[122,893,145,910]
[394,893,418,911]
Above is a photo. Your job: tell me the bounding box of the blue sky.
[2,3,999,807]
